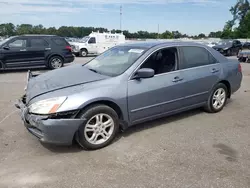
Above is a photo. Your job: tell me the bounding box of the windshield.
[218,41,232,46]
[84,45,147,77]
[79,36,90,43]
[0,36,14,46]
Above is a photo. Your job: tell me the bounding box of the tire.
[79,49,88,57]
[235,49,240,56]
[48,56,64,70]
[227,49,232,56]
[76,105,119,150]
[204,83,228,113]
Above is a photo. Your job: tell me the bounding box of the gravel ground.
[0,57,250,188]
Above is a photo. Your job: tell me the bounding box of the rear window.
[52,38,68,46]
[180,46,217,69]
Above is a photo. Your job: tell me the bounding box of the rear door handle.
[172,76,183,83]
[20,49,27,51]
[211,68,219,73]
[45,48,51,50]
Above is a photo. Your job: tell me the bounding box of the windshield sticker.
[128,49,144,53]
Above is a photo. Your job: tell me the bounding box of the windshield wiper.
[88,68,99,74]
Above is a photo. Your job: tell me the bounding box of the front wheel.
[227,49,232,56]
[76,105,119,150]
[204,83,228,113]
[80,49,88,57]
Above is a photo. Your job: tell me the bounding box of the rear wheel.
[48,56,64,69]
[76,105,119,150]
[204,83,228,113]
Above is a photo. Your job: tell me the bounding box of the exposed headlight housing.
[29,96,67,115]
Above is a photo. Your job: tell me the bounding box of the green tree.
[161,30,173,39]
[0,23,16,36]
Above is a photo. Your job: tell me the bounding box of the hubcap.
[84,114,114,145]
[81,51,87,56]
[51,58,62,69]
[212,88,226,110]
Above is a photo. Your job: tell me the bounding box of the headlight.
[29,96,67,115]
[76,46,79,50]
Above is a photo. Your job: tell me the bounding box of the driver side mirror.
[3,46,9,50]
[133,68,155,79]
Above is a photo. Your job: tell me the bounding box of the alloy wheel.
[84,113,115,145]
[212,88,226,110]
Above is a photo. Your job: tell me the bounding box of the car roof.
[20,34,59,37]
[120,41,209,49]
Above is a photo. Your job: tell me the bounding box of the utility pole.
[157,24,160,39]
[120,5,122,31]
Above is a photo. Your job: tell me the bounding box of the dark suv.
[0,35,74,70]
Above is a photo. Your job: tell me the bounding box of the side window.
[88,37,96,44]
[30,38,49,47]
[52,38,68,46]
[140,47,177,75]
[180,46,216,69]
[8,39,27,48]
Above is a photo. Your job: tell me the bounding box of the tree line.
[0,0,249,39]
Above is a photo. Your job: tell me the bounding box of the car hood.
[26,64,109,102]
[213,44,231,49]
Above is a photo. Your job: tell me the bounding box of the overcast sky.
[0,0,236,35]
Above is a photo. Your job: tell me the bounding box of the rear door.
[2,37,30,68]
[27,37,50,66]
[178,46,221,106]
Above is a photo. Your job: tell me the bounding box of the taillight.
[238,63,242,72]
[66,46,72,52]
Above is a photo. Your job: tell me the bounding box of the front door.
[127,47,187,124]
[2,37,31,68]
[87,37,98,54]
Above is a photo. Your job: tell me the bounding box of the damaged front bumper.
[15,97,85,145]
[15,75,86,145]
[237,51,250,62]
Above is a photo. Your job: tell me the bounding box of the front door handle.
[45,48,51,50]
[20,49,27,51]
[172,76,183,83]
[211,68,219,73]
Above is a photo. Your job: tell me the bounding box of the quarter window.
[180,46,216,69]
[52,38,68,46]
[30,38,49,47]
[8,39,27,48]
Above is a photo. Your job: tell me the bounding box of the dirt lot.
[0,57,250,188]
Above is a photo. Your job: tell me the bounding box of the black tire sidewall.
[48,56,63,69]
[77,105,119,150]
[207,83,228,113]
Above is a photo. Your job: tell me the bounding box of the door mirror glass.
[134,68,154,79]
[3,46,9,50]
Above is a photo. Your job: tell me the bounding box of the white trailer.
[70,31,126,57]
